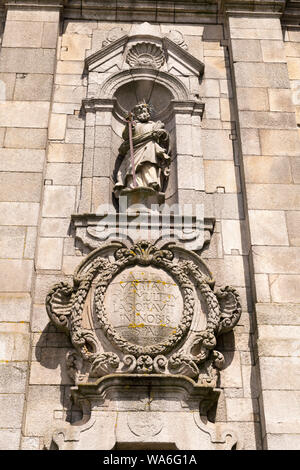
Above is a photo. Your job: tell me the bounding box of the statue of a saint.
[114,102,171,197]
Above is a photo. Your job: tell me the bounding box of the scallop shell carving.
[126,42,165,69]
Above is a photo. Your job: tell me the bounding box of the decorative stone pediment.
[46,240,241,387]
[85,22,204,80]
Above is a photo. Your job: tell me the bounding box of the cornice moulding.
[221,0,286,14]
[4,0,66,7]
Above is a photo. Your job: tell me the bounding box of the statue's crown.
[132,100,153,115]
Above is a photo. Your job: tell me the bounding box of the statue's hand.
[153,130,166,141]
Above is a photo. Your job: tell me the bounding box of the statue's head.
[133,101,151,122]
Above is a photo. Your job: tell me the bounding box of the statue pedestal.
[72,212,214,252]
[118,187,165,214]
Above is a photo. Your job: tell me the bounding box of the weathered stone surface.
[269,274,300,303]
[226,398,259,422]
[247,184,300,210]
[14,74,53,101]
[24,226,37,260]
[0,172,42,202]
[231,39,262,62]
[0,202,39,226]
[287,58,300,79]
[36,238,63,270]
[0,102,50,128]
[61,34,91,61]
[0,323,30,360]
[234,63,290,88]
[248,210,289,246]
[177,155,204,191]
[3,21,44,48]
[0,226,26,258]
[29,348,73,385]
[260,40,286,63]
[0,429,21,450]
[93,148,111,177]
[255,274,271,303]
[229,16,281,30]
[252,246,300,274]
[221,219,248,255]
[266,434,300,450]
[240,111,296,129]
[31,303,50,332]
[91,177,111,212]
[21,436,40,450]
[204,160,239,193]
[291,156,300,183]
[202,129,233,160]
[0,293,31,322]
[244,156,292,184]
[230,28,283,40]
[65,128,84,144]
[240,128,261,155]
[204,56,227,79]
[220,350,243,388]
[258,325,300,357]
[6,8,60,22]
[62,255,84,276]
[105,265,183,347]
[286,211,300,246]
[0,259,33,292]
[53,84,86,104]
[285,41,300,57]
[40,218,70,238]
[237,87,269,111]
[0,72,16,100]
[203,79,220,97]
[220,98,231,121]
[203,98,220,120]
[48,114,67,140]
[4,128,47,149]
[56,60,84,75]
[262,391,300,433]
[67,114,85,129]
[0,48,56,74]
[45,163,81,186]
[256,303,300,325]
[0,149,45,172]
[42,186,76,218]
[0,363,27,393]
[24,385,62,436]
[268,89,295,112]
[47,143,83,163]
[42,22,59,49]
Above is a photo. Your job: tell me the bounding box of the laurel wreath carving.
[46,241,241,384]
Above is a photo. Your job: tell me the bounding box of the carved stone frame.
[46,240,241,385]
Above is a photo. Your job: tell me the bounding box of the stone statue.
[114,102,171,197]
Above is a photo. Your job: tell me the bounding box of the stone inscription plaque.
[104,266,183,346]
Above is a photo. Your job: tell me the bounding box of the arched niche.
[79,36,205,213]
[107,73,182,205]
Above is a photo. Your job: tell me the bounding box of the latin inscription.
[104,266,183,346]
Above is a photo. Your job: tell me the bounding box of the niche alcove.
[73,23,209,251]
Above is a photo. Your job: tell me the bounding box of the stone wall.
[0,0,299,450]
[0,4,61,449]
[226,9,300,449]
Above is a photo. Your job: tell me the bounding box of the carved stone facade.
[0,0,300,451]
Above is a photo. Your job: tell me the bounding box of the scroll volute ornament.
[46,241,241,386]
